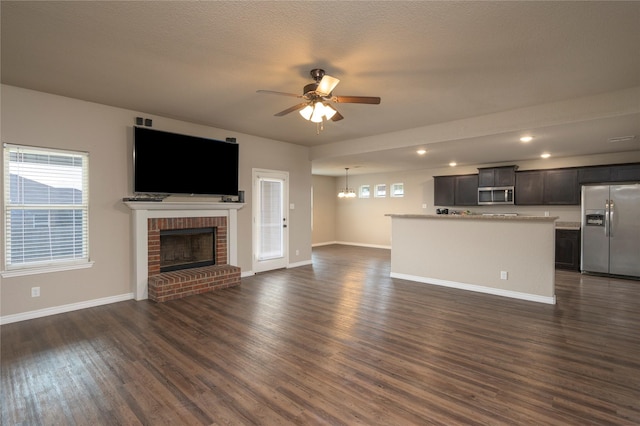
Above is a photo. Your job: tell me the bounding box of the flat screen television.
[133,127,239,196]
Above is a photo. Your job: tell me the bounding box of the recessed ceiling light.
[416,149,427,155]
[449,162,457,167]
[541,153,551,159]
[520,136,533,143]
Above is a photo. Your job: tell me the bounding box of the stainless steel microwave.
[478,186,514,205]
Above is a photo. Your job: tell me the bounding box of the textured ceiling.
[2,1,640,175]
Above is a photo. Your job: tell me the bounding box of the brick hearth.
[147,216,240,302]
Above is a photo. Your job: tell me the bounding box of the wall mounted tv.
[133,126,239,196]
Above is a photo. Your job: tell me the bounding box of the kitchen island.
[386,214,558,304]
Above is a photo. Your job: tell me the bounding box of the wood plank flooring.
[2,244,640,425]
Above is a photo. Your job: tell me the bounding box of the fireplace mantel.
[124,201,244,300]
[125,201,244,211]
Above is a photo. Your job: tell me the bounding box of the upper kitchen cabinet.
[578,163,640,184]
[478,166,517,187]
[433,174,478,206]
[515,169,579,205]
[434,176,455,206]
[454,174,479,206]
[578,165,611,184]
[611,163,640,182]
[515,170,544,205]
[544,169,579,204]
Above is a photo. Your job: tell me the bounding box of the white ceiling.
[2,1,639,176]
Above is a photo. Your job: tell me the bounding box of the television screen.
[133,127,239,196]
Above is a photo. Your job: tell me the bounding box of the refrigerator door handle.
[609,200,614,237]
[605,199,610,237]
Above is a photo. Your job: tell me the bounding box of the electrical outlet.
[544,211,550,217]
[500,271,508,280]
[31,287,40,297]
[422,204,427,209]
[295,249,300,256]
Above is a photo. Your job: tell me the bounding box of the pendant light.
[338,167,356,198]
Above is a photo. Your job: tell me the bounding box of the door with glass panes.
[252,169,288,272]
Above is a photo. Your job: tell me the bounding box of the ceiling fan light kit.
[300,102,337,123]
[257,68,381,133]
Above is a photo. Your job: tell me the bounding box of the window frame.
[359,184,371,198]
[2,143,93,277]
[374,183,387,198]
[390,182,405,198]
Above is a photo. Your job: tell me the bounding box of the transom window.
[374,184,387,198]
[391,183,404,197]
[3,144,90,273]
[359,185,370,198]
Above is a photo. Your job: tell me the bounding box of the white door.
[253,169,289,273]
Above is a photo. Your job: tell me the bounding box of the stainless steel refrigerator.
[581,184,640,278]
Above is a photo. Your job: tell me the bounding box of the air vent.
[607,135,636,143]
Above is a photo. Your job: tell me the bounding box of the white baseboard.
[390,272,557,305]
[288,260,313,269]
[241,271,255,278]
[312,241,338,247]
[0,293,135,325]
[312,241,391,250]
[335,241,392,250]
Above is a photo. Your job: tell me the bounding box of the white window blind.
[375,184,387,198]
[257,178,283,261]
[3,144,89,270]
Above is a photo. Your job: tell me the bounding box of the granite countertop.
[386,214,559,222]
[555,221,581,230]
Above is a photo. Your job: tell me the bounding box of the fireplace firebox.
[160,227,215,272]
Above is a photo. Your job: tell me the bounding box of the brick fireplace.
[125,201,243,302]
[146,216,240,302]
[159,227,216,272]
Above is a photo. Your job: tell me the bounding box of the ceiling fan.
[257,69,381,127]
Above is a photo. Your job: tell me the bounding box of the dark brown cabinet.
[516,169,579,205]
[555,229,581,270]
[578,163,640,184]
[611,163,640,182]
[434,174,478,206]
[544,169,579,205]
[478,166,517,187]
[438,163,638,207]
[578,166,611,184]
[515,171,544,205]
[454,174,479,206]
[433,176,455,206]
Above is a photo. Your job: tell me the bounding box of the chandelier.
[338,167,356,198]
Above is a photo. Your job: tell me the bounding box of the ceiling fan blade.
[257,90,302,98]
[331,110,344,122]
[332,96,381,104]
[316,75,340,96]
[274,102,308,116]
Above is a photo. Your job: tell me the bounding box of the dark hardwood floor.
[2,244,640,425]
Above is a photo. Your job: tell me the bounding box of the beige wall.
[1,85,312,319]
[389,216,556,302]
[311,175,336,245]
[322,151,640,248]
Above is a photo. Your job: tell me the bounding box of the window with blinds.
[3,144,89,271]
